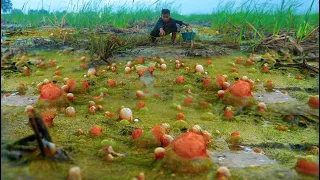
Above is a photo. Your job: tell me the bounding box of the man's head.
[161,9,170,23]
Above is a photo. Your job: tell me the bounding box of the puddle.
[132,46,186,56]
[1,94,38,106]
[269,102,319,117]
[253,89,319,117]
[13,37,56,47]
[210,151,277,169]
[253,90,296,104]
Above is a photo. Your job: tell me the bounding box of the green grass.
[2,0,177,29]
[2,0,318,38]
[209,0,319,47]
[1,0,318,52]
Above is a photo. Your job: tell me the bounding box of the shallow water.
[210,151,277,168]
[1,42,319,179]
[254,90,297,104]
[1,94,38,106]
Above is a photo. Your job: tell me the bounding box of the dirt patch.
[109,42,235,62]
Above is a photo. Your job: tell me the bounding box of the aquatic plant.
[87,34,134,63]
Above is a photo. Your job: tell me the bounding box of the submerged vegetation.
[1,0,319,179]
[1,50,319,179]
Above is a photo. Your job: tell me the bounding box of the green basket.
[181,32,195,42]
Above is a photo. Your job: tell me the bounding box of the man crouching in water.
[150,9,189,43]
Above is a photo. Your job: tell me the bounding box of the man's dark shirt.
[154,17,184,32]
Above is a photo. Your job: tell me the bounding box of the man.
[150,9,189,43]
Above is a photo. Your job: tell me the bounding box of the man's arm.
[155,18,165,36]
[172,18,189,26]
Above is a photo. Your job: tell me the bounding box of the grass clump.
[86,34,134,63]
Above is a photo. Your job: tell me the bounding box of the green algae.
[1,47,319,179]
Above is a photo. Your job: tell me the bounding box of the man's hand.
[159,28,165,36]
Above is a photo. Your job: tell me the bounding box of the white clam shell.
[164,135,173,142]
[88,67,96,76]
[223,82,230,88]
[61,85,69,91]
[67,93,74,98]
[242,76,248,81]
[66,106,75,117]
[136,90,145,98]
[192,125,202,132]
[124,67,131,73]
[119,108,133,120]
[218,90,225,95]
[154,147,165,154]
[43,79,50,84]
[160,64,167,70]
[195,65,204,73]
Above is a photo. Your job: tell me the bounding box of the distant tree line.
[2,0,66,14]
[1,0,12,13]
[4,8,51,14]
[5,8,68,15]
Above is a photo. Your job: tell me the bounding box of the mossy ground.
[1,35,319,179]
